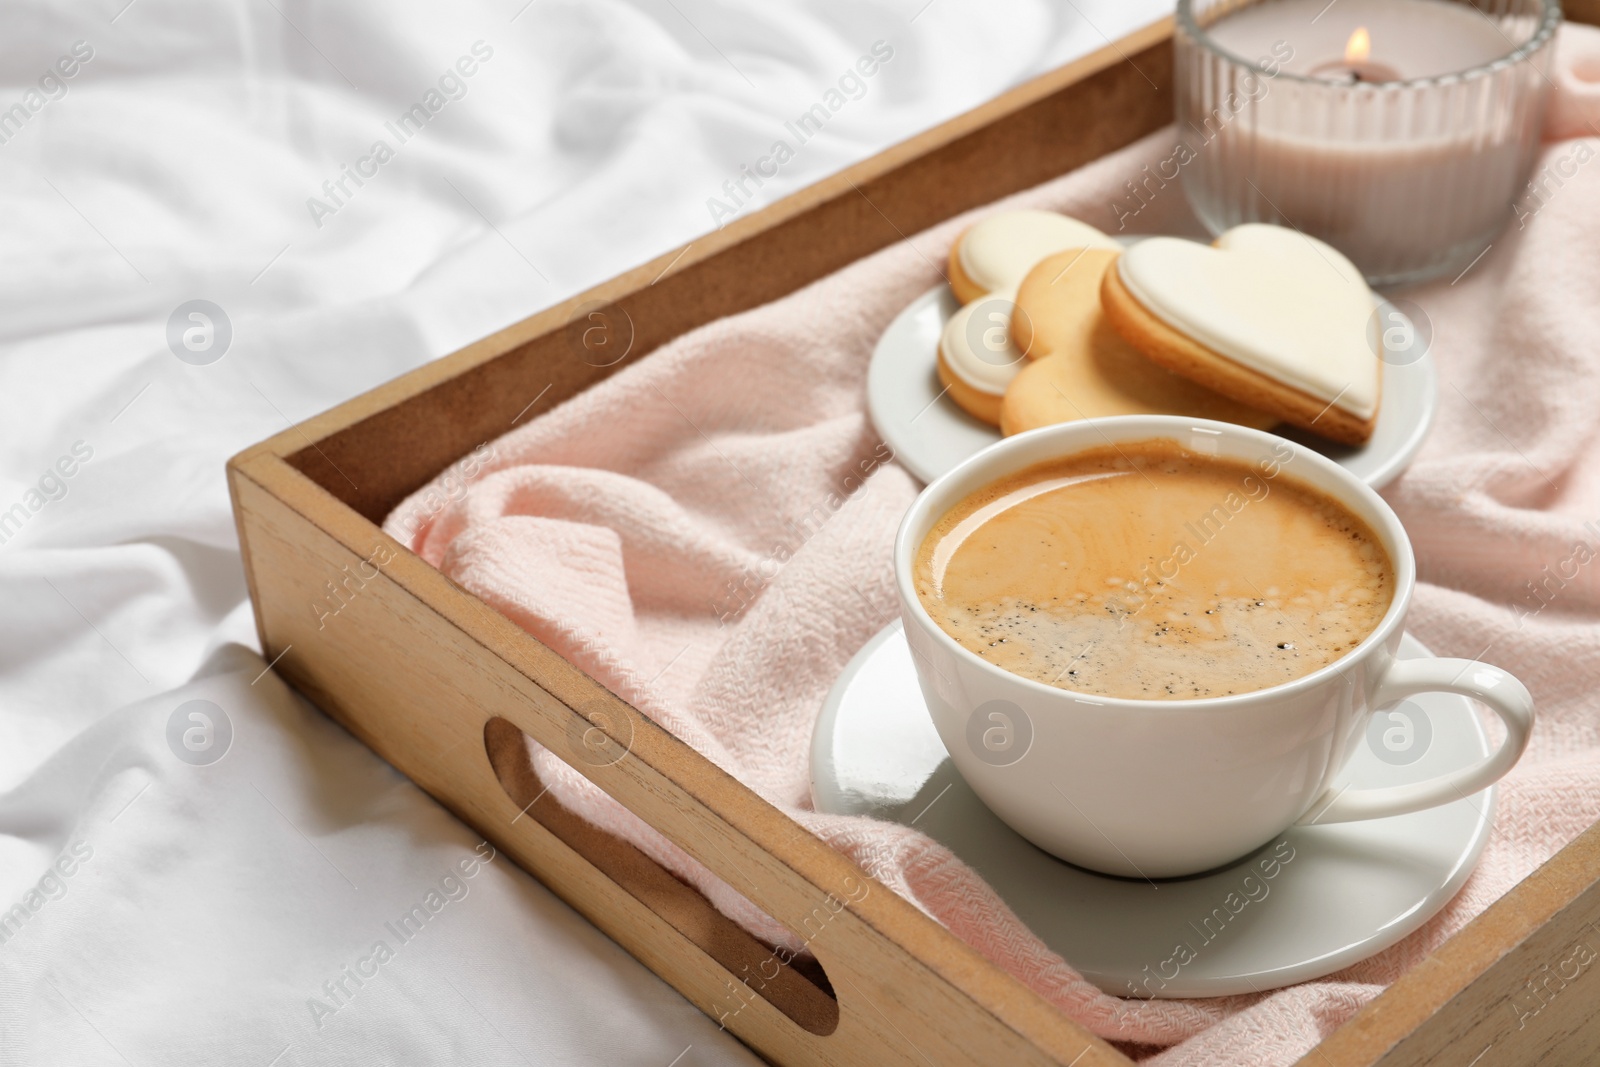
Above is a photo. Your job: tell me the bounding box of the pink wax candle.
[1174,0,1559,285]
[1207,0,1509,81]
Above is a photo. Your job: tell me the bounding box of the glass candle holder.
[1175,0,1560,287]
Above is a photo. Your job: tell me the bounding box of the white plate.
[868,285,1438,489]
[810,622,1494,998]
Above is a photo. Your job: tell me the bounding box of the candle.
[1174,0,1558,285]
[1205,0,1509,82]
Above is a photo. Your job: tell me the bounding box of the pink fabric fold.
[386,25,1600,1063]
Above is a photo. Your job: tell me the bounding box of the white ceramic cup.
[893,416,1533,879]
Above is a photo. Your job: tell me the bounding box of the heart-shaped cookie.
[948,210,1119,304]
[1102,224,1382,446]
[1004,248,1277,436]
[937,289,1029,425]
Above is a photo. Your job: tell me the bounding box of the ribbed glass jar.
[1175,0,1559,286]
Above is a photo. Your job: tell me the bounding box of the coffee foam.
[914,442,1393,700]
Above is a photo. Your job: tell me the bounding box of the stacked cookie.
[938,211,1384,446]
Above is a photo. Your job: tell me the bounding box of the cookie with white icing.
[937,290,1030,425]
[1002,249,1277,436]
[948,209,1120,305]
[1101,224,1383,446]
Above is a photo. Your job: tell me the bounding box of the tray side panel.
[1295,821,1600,1067]
[228,454,1133,1067]
[282,25,1176,523]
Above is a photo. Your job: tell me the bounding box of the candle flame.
[1345,26,1371,64]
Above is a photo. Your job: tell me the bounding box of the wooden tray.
[228,13,1600,1066]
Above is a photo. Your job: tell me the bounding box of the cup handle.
[1295,658,1534,826]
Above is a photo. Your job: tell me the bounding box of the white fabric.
[0,1,1167,1063]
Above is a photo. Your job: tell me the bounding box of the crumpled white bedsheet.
[0,1,1165,1062]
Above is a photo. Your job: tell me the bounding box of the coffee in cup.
[913,440,1393,700]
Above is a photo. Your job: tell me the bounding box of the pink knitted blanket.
[385,26,1600,1063]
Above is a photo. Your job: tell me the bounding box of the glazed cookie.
[1002,248,1277,436]
[948,209,1120,305]
[937,290,1029,426]
[1101,224,1383,447]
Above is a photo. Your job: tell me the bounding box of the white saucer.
[868,285,1438,489]
[810,622,1494,998]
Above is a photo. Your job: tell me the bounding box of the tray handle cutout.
[483,716,841,1037]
